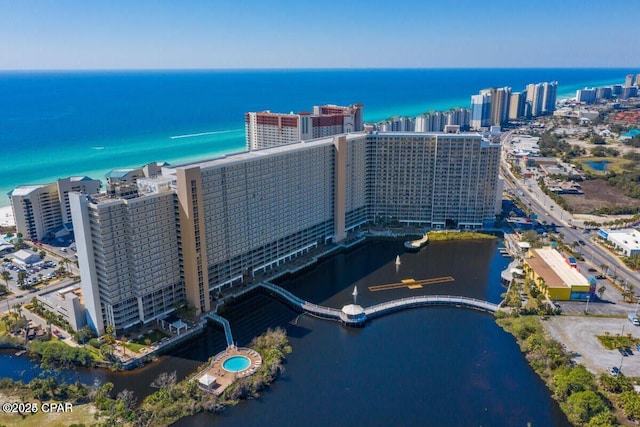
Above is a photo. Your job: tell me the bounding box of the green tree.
[585,409,616,427]
[39,250,46,260]
[564,390,608,426]
[553,365,596,400]
[597,285,606,300]
[17,271,27,287]
[1,270,10,288]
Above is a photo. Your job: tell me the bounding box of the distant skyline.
[1,0,640,70]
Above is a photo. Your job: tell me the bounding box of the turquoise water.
[222,355,251,372]
[0,68,633,207]
[585,160,610,171]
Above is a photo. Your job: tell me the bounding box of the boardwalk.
[205,313,234,347]
[365,295,499,319]
[257,282,500,326]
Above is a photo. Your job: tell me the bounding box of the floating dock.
[368,276,455,292]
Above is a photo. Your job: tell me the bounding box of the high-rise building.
[484,87,511,126]
[72,132,501,335]
[576,88,597,104]
[70,177,183,334]
[625,74,635,87]
[621,86,639,99]
[526,83,544,117]
[541,81,558,114]
[612,85,623,96]
[165,132,500,290]
[595,87,613,100]
[9,176,101,241]
[635,74,640,86]
[470,94,492,130]
[57,177,102,226]
[245,103,363,150]
[415,112,445,132]
[508,92,526,120]
[378,116,415,132]
[445,108,471,130]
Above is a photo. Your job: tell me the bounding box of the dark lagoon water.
[0,240,570,426]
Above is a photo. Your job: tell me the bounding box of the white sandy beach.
[0,206,15,227]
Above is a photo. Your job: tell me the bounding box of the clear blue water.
[585,160,610,171]
[0,68,634,207]
[222,355,251,372]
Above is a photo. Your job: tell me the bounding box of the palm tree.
[1,270,10,288]
[598,285,606,299]
[17,271,27,288]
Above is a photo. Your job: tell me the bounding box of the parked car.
[588,268,596,272]
[619,348,628,356]
[609,367,620,376]
[595,275,605,280]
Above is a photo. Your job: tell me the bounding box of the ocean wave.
[170,129,243,139]
[91,146,105,150]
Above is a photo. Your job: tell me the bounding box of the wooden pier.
[368,276,455,292]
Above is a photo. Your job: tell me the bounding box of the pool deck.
[196,346,263,395]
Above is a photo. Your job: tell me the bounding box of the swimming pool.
[222,355,251,372]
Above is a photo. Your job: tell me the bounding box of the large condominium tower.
[9,176,101,241]
[470,94,492,130]
[526,81,557,116]
[73,132,500,335]
[70,178,183,334]
[244,103,363,150]
[163,132,500,301]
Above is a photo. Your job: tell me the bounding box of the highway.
[500,131,640,294]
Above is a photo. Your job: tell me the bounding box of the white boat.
[352,286,358,297]
[395,255,401,266]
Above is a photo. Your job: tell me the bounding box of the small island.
[426,231,498,242]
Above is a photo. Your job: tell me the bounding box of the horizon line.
[1,66,639,73]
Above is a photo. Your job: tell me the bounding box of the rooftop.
[164,132,490,174]
[527,248,589,289]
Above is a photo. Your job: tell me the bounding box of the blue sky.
[1,0,638,70]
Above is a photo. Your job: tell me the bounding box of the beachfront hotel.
[69,131,500,334]
[244,104,364,150]
[8,177,101,241]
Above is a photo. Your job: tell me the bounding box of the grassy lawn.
[597,333,640,350]
[0,401,101,427]
[124,341,146,353]
[131,329,169,345]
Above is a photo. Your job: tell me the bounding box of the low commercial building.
[523,248,594,301]
[510,135,540,157]
[12,249,41,266]
[599,229,640,257]
[37,285,87,331]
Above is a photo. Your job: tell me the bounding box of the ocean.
[0,68,634,208]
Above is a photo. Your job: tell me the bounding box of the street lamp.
[585,294,590,314]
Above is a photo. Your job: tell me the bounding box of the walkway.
[257,282,500,326]
[204,313,234,347]
[365,295,500,319]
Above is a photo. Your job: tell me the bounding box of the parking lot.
[544,315,640,377]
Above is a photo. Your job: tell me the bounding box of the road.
[500,131,640,294]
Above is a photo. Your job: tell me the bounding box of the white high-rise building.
[9,176,101,241]
[576,88,597,104]
[70,177,183,334]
